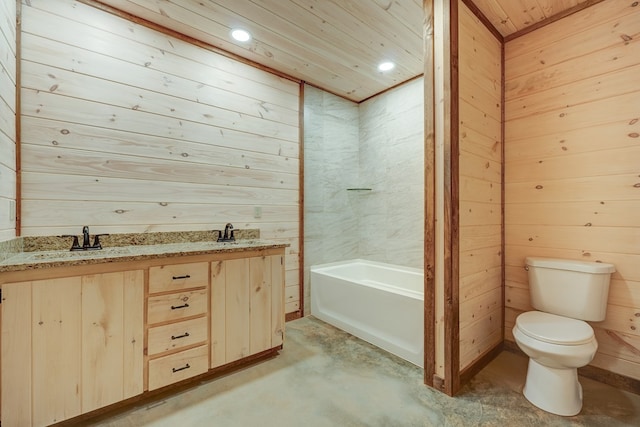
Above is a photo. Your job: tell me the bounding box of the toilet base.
[523,359,583,416]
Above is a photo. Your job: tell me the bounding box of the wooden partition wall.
[425,0,504,396]
[457,1,503,372]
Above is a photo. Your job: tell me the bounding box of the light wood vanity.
[0,241,286,427]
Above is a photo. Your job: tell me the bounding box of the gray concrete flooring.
[92,316,640,426]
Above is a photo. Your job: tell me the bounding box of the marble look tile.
[303,79,424,313]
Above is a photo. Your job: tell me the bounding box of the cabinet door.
[250,256,272,354]
[33,278,83,427]
[2,278,83,427]
[1,271,144,427]
[81,271,144,412]
[210,260,226,368]
[211,258,250,367]
[270,254,285,348]
[210,254,285,369]
[2,282,35,426]
[225,258,251,362]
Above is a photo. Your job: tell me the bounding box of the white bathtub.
[310,259,424,367]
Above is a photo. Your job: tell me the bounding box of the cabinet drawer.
[149,262,208,294]
[148,345,209,390]
[148,316,208,356]
[147,289,208,325]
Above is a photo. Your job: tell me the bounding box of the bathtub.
[310,259,424,367]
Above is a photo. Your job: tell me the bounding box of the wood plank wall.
[19,0,301,313]
[505,0,640,380]
[457,1,503,370]
[0,0,16,241]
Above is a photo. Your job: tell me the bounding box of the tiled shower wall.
[358,78,424,267]
[303,85,360,313]
[303,79,424,314]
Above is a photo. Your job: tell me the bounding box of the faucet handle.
[92,234,109,250]
[61,235,82,251]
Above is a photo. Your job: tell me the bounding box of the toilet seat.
[516,311,594,346]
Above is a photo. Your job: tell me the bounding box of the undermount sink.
[30,247,132,260]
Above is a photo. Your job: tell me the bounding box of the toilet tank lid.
[525,257,615,274]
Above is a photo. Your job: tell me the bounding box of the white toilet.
[513,257,615,416]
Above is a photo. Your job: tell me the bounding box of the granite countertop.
[0,230,288,273]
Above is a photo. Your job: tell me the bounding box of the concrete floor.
[92,316,640,426]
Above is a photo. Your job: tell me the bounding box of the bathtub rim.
[310,258,424,300]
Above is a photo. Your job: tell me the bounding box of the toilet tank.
[525,257,615,322]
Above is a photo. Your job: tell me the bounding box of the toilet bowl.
[513,311,598,416]
[514,257,615,416]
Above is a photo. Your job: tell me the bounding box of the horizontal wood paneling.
[458,1,503,370]
[20,0,300,312]
[471,0,592,37]
[96,0,424,102]
[0,0,16,240]
[505,1,637,68]
[505,0,640,379]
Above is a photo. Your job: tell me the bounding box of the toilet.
[513,257,615,416]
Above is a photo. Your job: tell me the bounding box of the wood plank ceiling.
[93,0,593,102]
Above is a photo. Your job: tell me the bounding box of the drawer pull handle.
[171,303,190,310]
[171,332,190,340]
[172,363,190,373]
[172,274,191,280]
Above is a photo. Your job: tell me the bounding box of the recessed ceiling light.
[231,29,251,42]
[378,61,395,72]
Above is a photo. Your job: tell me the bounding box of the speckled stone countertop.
[0,230,287,273]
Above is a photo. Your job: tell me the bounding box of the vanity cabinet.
[1,270,144,427]
[210,254,284,368]
[0,244,285,426]
[146,262,210,390]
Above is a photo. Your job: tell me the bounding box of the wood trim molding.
[503,341,640,395]
[423,0,436,388]
[358,74,425,105]
[76,0,300,84]
[500,38,506,346]
[285,311,302,322]
[579,364,640,396]
[460,0,503,42]
[504,0,606,42]
[444,0,461,397]
[459,342,503,386]
[298,82,305,318]
[15,0,22,236]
